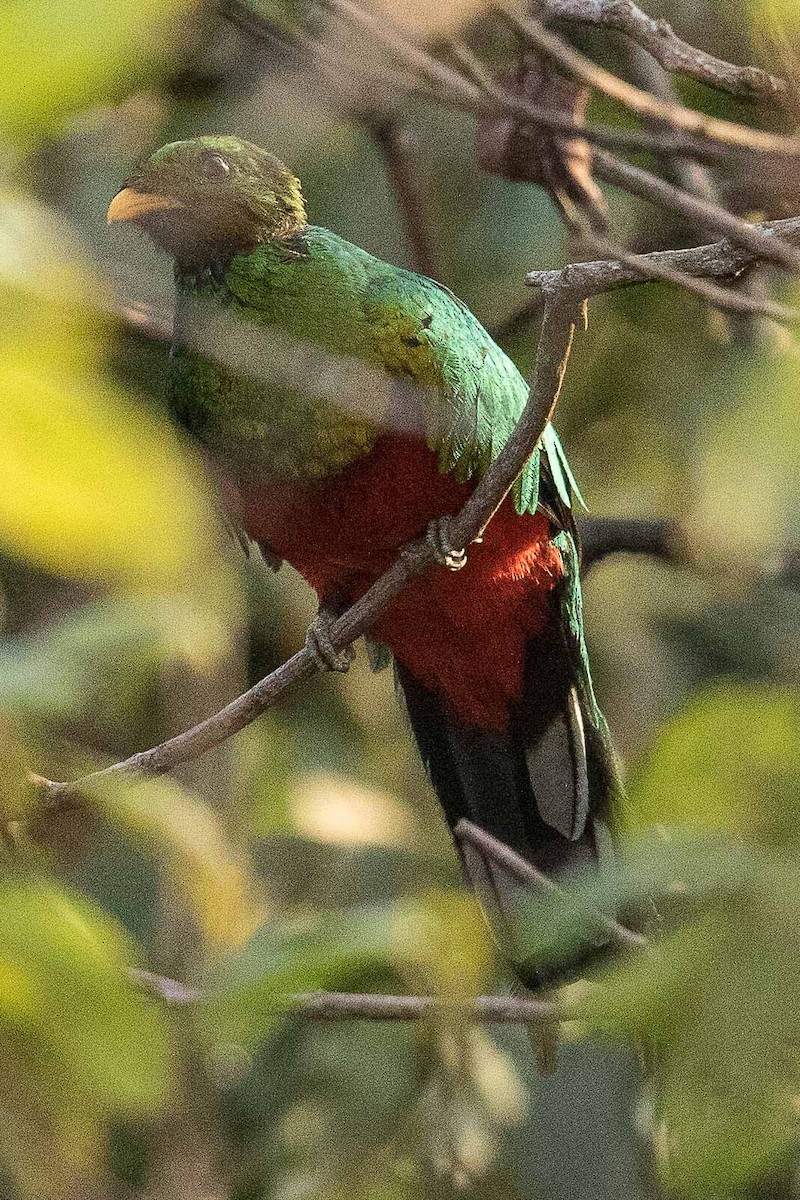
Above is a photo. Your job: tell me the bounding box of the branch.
[366,114,440,278]
[525,214,800,296]
[577,516,683,570]
[322,0,762,166]
[588,149,800,271]
[579,229,796,322]
[131,969,561,1023]
[499,8,793,156]
[544,0,786,99]
[221,0,442,103]
[454,820,647,951]
[436,18,800,275]
[576,516,800,594]
[34,297,580,803]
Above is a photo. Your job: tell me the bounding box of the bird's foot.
[305,608,354,673]
[426,517,467,571]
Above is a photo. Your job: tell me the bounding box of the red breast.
[240,434,564,731]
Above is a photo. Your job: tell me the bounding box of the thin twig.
[448,36,729,164]
[366,115,439,278]
[454,820,647,950]
[222,0,445,105]
[34,299,579,803]
[322,0,745,165]
[544,0,786,99]
[592,149,800,273]
[120,303,172,341]
[131,969,562,1023]
[499,7,797,157]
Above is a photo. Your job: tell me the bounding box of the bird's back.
[170,225,573,514]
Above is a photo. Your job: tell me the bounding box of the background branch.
[525,214,800,296]
[366,114,439,278]
[544,0,786,99]
[501,8,793,155]
[131,970,563,1023]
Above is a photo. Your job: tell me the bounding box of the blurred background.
[3,0,800,1196]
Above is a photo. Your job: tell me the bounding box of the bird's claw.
[305,609,354,673]
[426,517,467,571]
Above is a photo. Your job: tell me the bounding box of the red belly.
[239,434,563,731]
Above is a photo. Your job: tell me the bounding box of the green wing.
[552,529,601,727]
[364,269,583,516]
[222,225,584,515]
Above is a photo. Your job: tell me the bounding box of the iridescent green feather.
[180,225,581,517]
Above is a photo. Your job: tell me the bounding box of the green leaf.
[201,904,397,1047]
[0,0,187,141]
[0,596,235,736]
[589,877,800,1197]
[87,773,263,953]
[628,682,800,846]
[0,193,217,589]
[0,876,171,1195]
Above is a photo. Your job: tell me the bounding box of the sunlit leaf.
[695,340,800,569]
[0,596,235,736]
[0,0,187,140]
[288,771,418,848]
[628,682,800,845]
[590,877,800,1196]
[0,193,217,589]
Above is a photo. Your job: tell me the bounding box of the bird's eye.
[199,153,231,181]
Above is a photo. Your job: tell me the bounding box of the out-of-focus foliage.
[4,0,800,1198]
[0,877,171,1197]
[0,195,216,589]
[0,0,188,141]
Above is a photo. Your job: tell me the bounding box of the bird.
[108,134,619,987]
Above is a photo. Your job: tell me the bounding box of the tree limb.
[525,214,800,296]
[321,0,777,166]
[366,114,440,279]
[499,7,793,156]
[544,0,786,100]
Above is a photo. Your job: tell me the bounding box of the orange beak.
[106,188,184,224]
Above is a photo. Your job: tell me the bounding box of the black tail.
[397,633,619,989]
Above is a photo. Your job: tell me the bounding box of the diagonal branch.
[319,0,777,165]
[454,820,647,950]
[543,0,786,99]
[365,114,440,279]
[34,297,580,805]
[590,149,800,272]
[578,230,795,321]
[498,7,793,156]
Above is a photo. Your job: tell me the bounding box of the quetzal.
[108,135,618,985]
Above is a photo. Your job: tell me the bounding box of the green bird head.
[107,135,307,268]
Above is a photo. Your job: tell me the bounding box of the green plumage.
[109,136,619,985]
[169,223,582,514]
